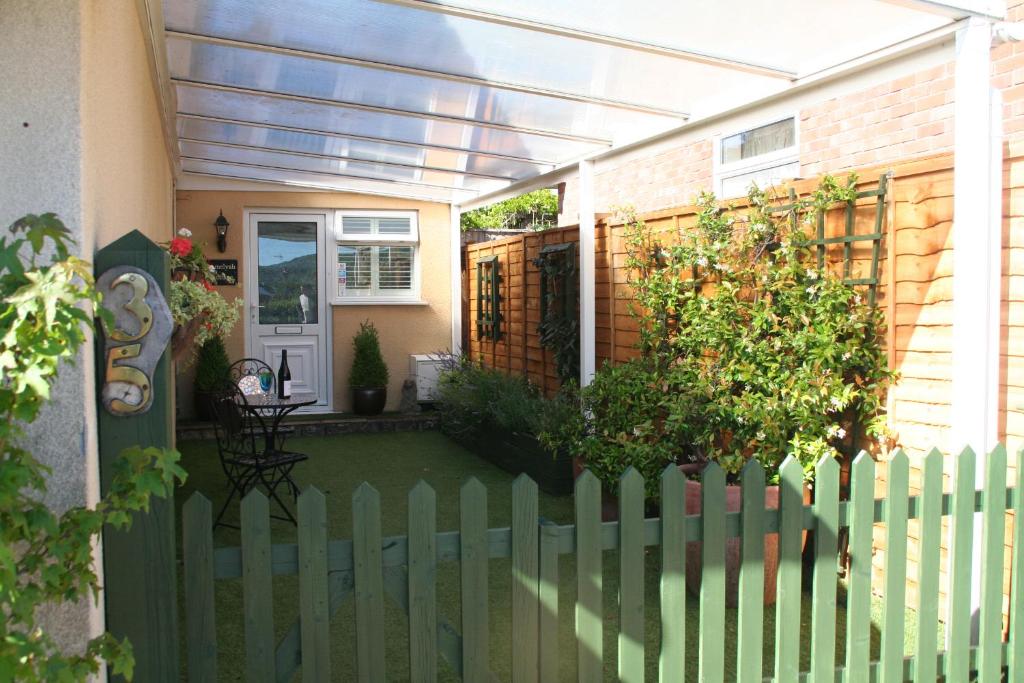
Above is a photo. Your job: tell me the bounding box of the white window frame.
[713,114,800,199]
[332,209,423,305]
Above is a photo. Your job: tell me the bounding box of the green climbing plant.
[0,214,185,681]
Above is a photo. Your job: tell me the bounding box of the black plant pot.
[352,387,387,415]
[194,390,216,422]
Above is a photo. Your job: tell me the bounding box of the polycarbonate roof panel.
[182,158,472,201]
[179,140,505,191]
[174,83,603,161]
[421,0,954,76]
[166,37,682,143]
[165,0,732,114]
[162,0,960,202]
[176,117,550,178]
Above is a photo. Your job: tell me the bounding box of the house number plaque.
[97,266,172,416]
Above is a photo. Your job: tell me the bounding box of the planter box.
[447,423,573,495]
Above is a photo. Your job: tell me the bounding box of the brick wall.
[559,2,1024,220]
[559,139,711,224]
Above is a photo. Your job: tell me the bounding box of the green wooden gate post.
[94,231,179,681]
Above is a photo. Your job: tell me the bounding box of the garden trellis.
[183,445,1022,682]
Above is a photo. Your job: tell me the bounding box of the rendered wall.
[82,0,175,251]
[174,190,453,415]
[0,0,176,661]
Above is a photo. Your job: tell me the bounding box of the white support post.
[950,16,1001,641]
[578,160,596,387]
[450,203,463,355]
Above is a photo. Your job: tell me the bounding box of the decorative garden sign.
[96,265,173,415]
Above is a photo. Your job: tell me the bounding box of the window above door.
[333,210,421,304]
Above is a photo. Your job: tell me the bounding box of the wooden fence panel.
[618,468,645,683]
[659,465,687,683]
[182,494,217,682]
[459,478,489,681]
[353,483,386,682]
[511,475,539,683]
[774,457,804,683]
[699,464,726,683]
[297,488,331,682]
[846,452,875,680]
[735,461,764,683]
[184,444,1021,683]
[810,457,840,683]
[574,471,603,682]
[241,492,274,683]
[408,482,438,683]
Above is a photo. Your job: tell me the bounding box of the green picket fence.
[182,446,1024,682]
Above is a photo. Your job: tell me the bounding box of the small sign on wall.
[208,259,238,285]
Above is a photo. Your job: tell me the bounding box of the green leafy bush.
[194,336,231,393]
[460,189,558,232]
[349,320,389,388]
[0,214,185,681]
[434,357,577,443]
[545,177,896,492]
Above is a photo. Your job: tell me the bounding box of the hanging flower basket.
[162,228,242,365]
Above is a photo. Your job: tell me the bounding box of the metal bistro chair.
[228,357,295,447]
[208,381,308,528]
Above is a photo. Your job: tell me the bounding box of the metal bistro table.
[236,392,316,453]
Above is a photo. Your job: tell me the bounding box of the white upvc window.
[333,210,421,304]
[714,116,799,199]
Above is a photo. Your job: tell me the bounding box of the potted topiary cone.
[193,335,230,421]
[349,320,389,415]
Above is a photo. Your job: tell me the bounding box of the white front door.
[245,212,331,412]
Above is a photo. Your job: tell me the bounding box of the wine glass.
[258,369,273,393]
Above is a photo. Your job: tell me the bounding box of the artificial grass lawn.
[175,431,930,681]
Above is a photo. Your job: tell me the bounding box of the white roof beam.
[176,113,558,165]
[877,0,1005,20]
[171,79,613,146]
[180,170,465,203]
[166,29,689,120]
[179,155,499,194]
[373,0,796,80]
[178,137,518,181]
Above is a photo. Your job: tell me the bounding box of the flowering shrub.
[545,176,896,490]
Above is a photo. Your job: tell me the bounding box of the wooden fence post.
[94,230,178,681]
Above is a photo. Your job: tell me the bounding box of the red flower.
[201,279,215,291]
[169,237,192,257]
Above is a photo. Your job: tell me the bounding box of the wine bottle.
[277,350,292,399]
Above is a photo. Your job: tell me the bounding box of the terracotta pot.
[352,387,387,415]
[683,473,810,607]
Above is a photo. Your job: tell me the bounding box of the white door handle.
[250,304,258,323]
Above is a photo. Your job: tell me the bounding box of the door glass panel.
[257,221,318,324]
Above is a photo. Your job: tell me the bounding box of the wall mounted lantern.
[214,210,229,253]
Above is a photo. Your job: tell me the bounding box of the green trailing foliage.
[194,336,231,393]
[543,177,896,496]
[0,214,186,681]
[349,320,389,388]
[460,189,558,232]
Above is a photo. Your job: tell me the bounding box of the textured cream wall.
[0,0,175,661]
[174,190,453,415]
[82,0,174,251]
